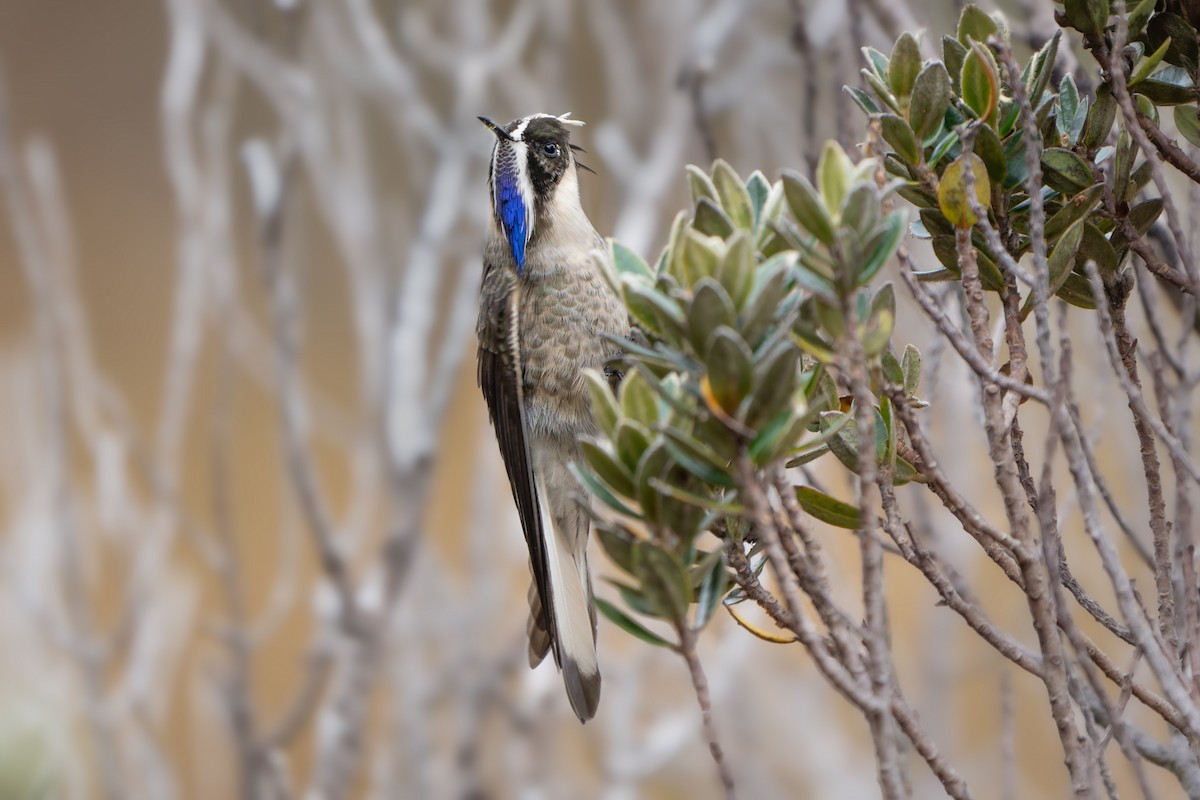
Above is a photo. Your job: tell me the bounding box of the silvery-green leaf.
[781,170,836,244]
[1175,105,1200,148]
[584,369,621,437]
[612,239,654,280]
[818,141,854,217]
[1080,85,1117,149]
[901,343,922,396]
[888,32,922,99]
[693,197,735,238]
[618,367,659,425]
[909,62,953,140]
[614,420,652,471]
[712,159,754,230]
[745,170,772,226]
[596,598,674,648]
[633,544,691,622]
[880,113,921,165]
[580,439,635,497]
[957,5,998,45]
[688,278,737,355]
[686,164,719,206]
[704,326,754,415]
[796,486,862,529]
[960,41,999,123]
[718,231,756,310]
[1064,0,1108,34]
[1041,148,1094,194]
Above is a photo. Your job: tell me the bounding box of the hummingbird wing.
[476,262,553,647]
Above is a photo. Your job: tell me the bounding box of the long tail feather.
[537,472,601,721]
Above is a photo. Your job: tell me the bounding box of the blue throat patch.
[494,163,528,273]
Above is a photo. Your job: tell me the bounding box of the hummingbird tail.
[537,471,601,722]
[526,581,551,668]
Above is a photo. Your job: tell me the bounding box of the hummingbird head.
[479,112,588,274]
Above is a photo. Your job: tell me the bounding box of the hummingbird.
[476,112,627,722]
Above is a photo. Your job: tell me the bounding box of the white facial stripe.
[513,139,536,241]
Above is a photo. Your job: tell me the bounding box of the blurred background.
[0,0,1167,797]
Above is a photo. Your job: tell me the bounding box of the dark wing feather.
[476,261,556,657]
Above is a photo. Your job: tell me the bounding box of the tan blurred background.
[0,0,1173,798]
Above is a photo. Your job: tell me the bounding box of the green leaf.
[860,211,906,284]
[1057,74,1080,142]
[596,597,675,648]
[796,486,863,529]
[862,46,891,80]
[737,257,790,349]
[1148,13,1199,72]
[825,407,887,472]
[661,431,736,489]
[1128,0,1156,38]
[1041,148,1094,195]
[612,240,654,280]
[817,141,854,216]
[635,441,673,522]
[718,230,756,310]
[686,164,719,206]
[1135,67,1196,105]
[746,171,772,226]
[864,283,896,355]
[614,420,652,471]
[680,228,721,287]
[619,367,659,426]
[1080,85,1116,149]
[1126,197,1164,237]
[909,61,953,140]
[596,527,637,573]
[1175,106,1200,148]
[974,122,1007,182]
[1020,218,1084,320]
[571,461,641,519]
[845,85,884,115]
[746,341,801,428]
[623,280,686,341]
[1025,32,1061,110]
[1131,36,1173,86]
[901,343,922,396]
[692,550,728,629]
[584,369,621,437]
[633,543,691,621]
[705,327,754,415]
[580,439,636,497]
[957,5,998,45]
[862,68,902,114]
[693,196,735,238]
[942,36,967,92]
[888,32,922,99]
[880,114,921,164]
[712,159,754,230]
[1064,0,1108,33]
[1076,222,1119,276]
[688,278,737,355]
[781,170,835,245]
[841,184,881,236]
[1055,270,1100,309]
[938,153,990,227]
[1043,184,1104,240]
[961,41,1000,123]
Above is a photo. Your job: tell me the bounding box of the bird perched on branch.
[476,112,627,721]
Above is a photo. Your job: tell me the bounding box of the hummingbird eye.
[540,141,560,159]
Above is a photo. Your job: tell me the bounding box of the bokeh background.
[0,0,1171,797]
